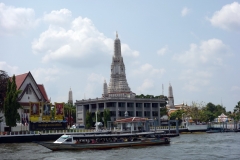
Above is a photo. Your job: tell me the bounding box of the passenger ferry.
[36,132,170,151]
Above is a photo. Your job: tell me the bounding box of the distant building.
[165,83,189,115]
[1,71,50,131]
[68,88,73,105]
[75,32,166,126]
[166,83,174,109]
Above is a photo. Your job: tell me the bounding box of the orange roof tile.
[38,84,49,102]
[15,72,28,90]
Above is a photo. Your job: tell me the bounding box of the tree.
[64,103,76,124]
[3,75,21,129]
[160,107,167,117]
[169,109,184,125]
[85,111,93,129]
[233,101,240,120]
[201,102,226,122]
[93,111,103,123]
[103,109,111,128]
[0,70,9,111]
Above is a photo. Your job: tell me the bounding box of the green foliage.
[3,75,21,127]
[233,101,240,120]
[160,107,167,117]
[64,103,76,123]
[135,94,168,107]
[85,111,93,129]
[135,94,168,100]
[183,101,226,122]
[103,109,111,128]
[93,111,103,123]
[0,70,9,111]
[169,109,184,124]
[201,102,226,122]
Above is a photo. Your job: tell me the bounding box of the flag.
[26,113,29,126]
[22,113,25,126]
[24,113,26,126]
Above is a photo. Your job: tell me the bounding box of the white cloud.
[157,45,168,56]
[173,38,228,67]
[87,73,105,83]
[32,11,138,67]
[132,63,165,77]
[231,86,240,91]
[181,7,190,17]
[179,69,212,92]
[0,3,38,35]
[208,2,240,32]
[121,44,139,58]
[137,79,154,93]
[82,73,105,98]
[43,9,72,25]
[31,67,60,83]
[0,61,19,76]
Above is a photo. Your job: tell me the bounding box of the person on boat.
[92,139,96,144]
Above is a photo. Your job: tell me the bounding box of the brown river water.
[0,132,240,160]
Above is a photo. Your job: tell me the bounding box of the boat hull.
[187,125,208,132]
[36,138,170,151]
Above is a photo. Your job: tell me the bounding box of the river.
[0,132,239,160]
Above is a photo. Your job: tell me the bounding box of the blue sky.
[0,1,240,112]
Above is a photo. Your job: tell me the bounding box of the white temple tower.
[167,83,174,109]
[103,80,108,97]
[103,32,135,98]
[68,88,73,105]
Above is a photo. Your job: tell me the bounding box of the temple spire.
[68,88,73,105]
[106,32,133,98]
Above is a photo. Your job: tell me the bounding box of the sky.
[0,1,240,112]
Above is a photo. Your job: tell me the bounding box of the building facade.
[75,33,166,126]
[1,72,50,131]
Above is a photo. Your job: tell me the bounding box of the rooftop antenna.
[162,84,164,95]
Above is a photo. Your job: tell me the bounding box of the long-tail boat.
[36,132,170,151]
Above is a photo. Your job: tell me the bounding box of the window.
[65,138,72,142]
[78,106,83,111]
[28,86,32,94]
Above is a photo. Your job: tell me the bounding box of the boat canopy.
[69,132,157,140]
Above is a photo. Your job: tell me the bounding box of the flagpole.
[21,110,22,132]
[70,109,71,127]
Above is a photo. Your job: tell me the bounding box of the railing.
[0,129,96,136]
[150,126,187,130]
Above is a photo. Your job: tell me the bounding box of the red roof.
[115,117,147,123]
[38,84,50,102]
[15,72,28,90]
[14,72,50,103]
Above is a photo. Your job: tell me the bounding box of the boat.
[187,123,208,132]
[35,132,170,151]
[206,127,223,133]
[184,120,208,132]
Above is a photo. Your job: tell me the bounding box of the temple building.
[68,88,73,105]
[0,71,50,131]
[166,83,189,115]
[75,33,166,126]
[166,83,174,109]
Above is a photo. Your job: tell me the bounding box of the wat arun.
[103,32,135,98]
